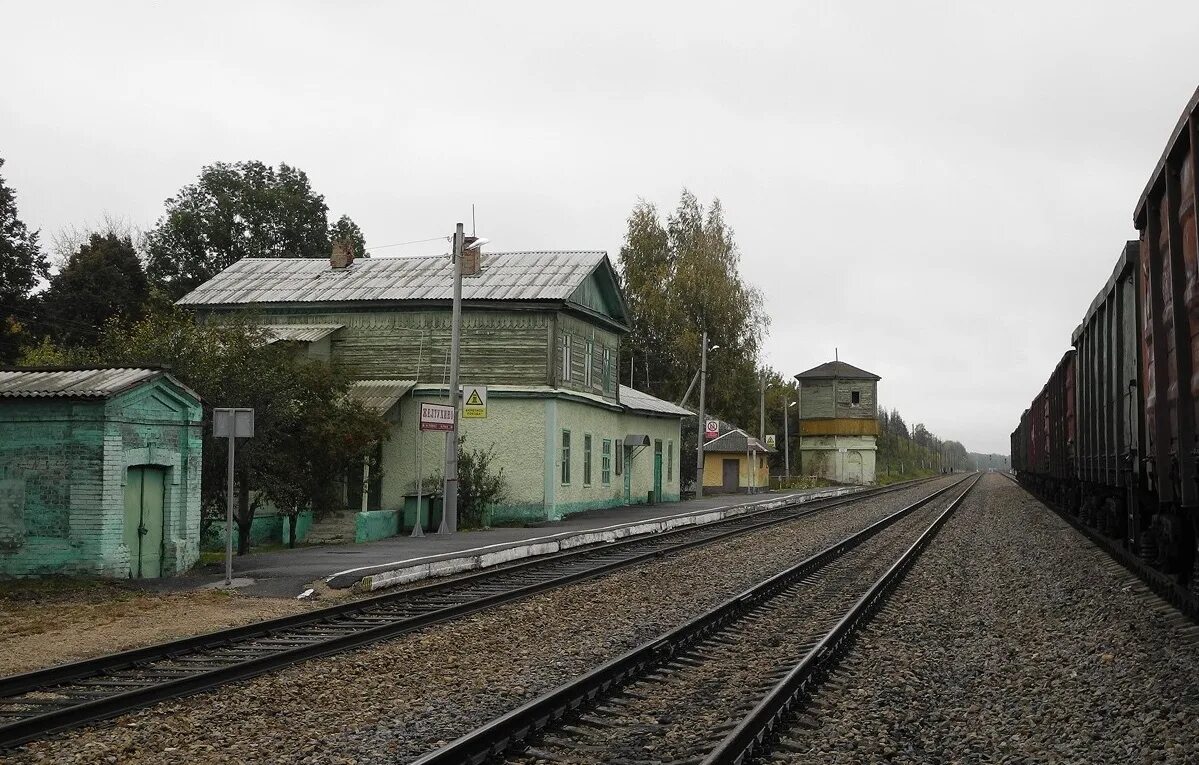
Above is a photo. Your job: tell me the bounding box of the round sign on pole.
[704,420,720,440]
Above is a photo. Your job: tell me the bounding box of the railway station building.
[0,368,203,578]
[794,360,880,485]
[178,245,690,533]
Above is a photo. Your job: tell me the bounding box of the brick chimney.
[460,236,482,277]
[330,239,355,269]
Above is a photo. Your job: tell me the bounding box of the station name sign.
[420,402,456,432]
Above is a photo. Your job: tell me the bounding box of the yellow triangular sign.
[466,390,484,406]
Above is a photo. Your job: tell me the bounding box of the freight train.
[1011,85,1199,593]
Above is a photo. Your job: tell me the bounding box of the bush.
[457,435,508,529]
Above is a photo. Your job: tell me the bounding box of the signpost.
[765,434,776,448]
[213,407,254,587]
[414,402,455,536]
[462,385,488,419]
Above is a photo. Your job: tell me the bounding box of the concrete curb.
[331,486,863,592]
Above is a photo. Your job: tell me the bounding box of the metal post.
[759,373,766,440]
[695,331,708,499]
[412,433,424,537]
[361,455,370,513]
[441,224,465,534]
[783,397,791,480]
[225,435,234,586]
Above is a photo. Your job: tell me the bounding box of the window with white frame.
[603,348,612,393]
[585,341,594,387]
[561,335,571,382]
[583,434,593,485]
[602,439,612,484]
[561,430,571,484]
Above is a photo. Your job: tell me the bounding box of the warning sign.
[765,434,776,448]
[704,420,720,441]
[463,385,487,419]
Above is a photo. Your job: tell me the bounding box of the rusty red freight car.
[1070,242,1142,544]
[1133,85,1199,582]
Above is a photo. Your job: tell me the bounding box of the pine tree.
[0,157,48,364]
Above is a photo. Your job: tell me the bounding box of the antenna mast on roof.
[472,204,476,237]
[835,347,838,362]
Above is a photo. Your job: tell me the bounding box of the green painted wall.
[0,377,203,578]
[370,388,682,526]
[355,509,399,542]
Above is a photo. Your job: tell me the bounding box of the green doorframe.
[623,446,632,504]
[653,439,663,502]
[123,465,166,578]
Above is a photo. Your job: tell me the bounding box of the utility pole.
[759,372,766,440]
[440,223,465,534]
[695,330,709,499]
[783,396,791,480]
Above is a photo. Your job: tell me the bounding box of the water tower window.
[851,390,861,405]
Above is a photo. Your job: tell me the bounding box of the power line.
[364,235,447,252]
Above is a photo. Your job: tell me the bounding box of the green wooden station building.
[179,244,690,531]
[0,368,203,578]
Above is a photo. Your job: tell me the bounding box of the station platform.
[142,486,860,598]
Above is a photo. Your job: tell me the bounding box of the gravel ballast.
[8,477,963,764]
[765,473,1199,765]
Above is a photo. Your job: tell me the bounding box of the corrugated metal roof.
[176,252,609,306]
[262,324,344,343]
[348,379,416,414]
[704,428,774,454]
[794,360,881,381]
[619,385,693,417]
[0,368,167,399]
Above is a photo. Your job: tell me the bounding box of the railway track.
[0,477,946,750]
[411,473,978,765]
[1000,472,1199,622]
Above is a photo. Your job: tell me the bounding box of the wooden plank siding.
[248,309,553,385]
[799,418,881,436]
[799,380,877,420]
[556,312,620,402]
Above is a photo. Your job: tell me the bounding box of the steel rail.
[1001,472,1199,622]
[701,473,981,765]
[0,477,938,750]
[408,474,973,765]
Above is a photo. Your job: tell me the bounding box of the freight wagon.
[1013,86,1199,592]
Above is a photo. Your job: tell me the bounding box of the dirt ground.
[0,578,314,675]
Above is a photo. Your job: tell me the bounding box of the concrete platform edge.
[336,486,862,592]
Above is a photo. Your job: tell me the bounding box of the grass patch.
[0,576,141,606]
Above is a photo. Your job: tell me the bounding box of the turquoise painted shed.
[0,368,203,578]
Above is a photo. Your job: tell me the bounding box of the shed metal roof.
[704,428,774,454]
[176,252,610,306]
[794,360,881,381]
[262,324,344,343]
[619,385,692,417]
[348,379,416,415]
[0,368,193,400]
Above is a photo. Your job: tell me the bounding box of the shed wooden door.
[722,459,739,493]
[123,466,166,578]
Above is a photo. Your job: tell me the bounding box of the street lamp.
[440,225,489,535]
[694,333,719,499]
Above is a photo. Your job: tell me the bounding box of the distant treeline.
[876,407,970,478]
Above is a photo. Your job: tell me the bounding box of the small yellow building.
[702,427,773,493]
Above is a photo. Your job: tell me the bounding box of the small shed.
[0,368,203,578]
[702,426,773,494]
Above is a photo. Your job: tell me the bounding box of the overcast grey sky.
[3,1,1198,454]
